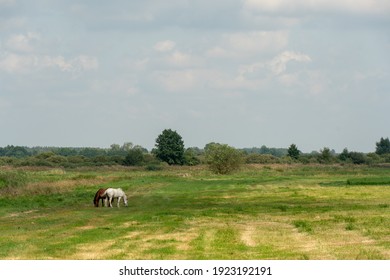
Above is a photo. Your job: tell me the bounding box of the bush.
[0,171,28,195]
[205,143,243,174]
[245,154,280,164]
[184,148,201,166]
[339,149,369,165]
[348,152,367,164]
[123,149,145,166]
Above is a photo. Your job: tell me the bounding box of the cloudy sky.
[1,0,389,152]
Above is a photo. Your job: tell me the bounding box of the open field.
[1,164,390,260]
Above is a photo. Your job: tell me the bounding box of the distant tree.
[287,144,300,160]
[154,129,185,165]
[121,142,134,151]
[348,152,367,165]
[2,145,30,158]
[205,143,243,174]
[319,147,333,163]
[110,144,121,151]
[375,137,390,155]
[339,148,350,161]
[123,148,144,166]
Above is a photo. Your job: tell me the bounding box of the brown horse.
[93,188,107,207]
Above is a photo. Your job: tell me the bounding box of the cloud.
[155,69,197,92]
[207,31,288,58]
[0,53,35,73]
[243,0,390,16]
[269,51,311,75]
[5,32,40,52]
[0,53,98,74]
[43,55,99,72]
[236,51,311,80]
[164,51,202,68]
[154,40,176,52]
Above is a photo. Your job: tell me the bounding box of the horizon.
[0,141,382,155]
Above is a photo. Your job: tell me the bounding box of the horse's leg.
[117,197,121,208]
[109,197,113,208]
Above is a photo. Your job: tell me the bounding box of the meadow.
[0,164,389,260]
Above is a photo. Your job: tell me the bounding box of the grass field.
[0,164,390,260]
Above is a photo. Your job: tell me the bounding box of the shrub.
[0,171,28,195]
[123,149,145,166]
[205,143,243,174]
[184,148,201,166]
[245,154,280,164]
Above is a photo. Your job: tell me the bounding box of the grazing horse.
[103,188,128,208]
[93,188,107,207]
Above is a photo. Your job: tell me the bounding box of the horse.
[93,188,107,207]
[103,188,128,208]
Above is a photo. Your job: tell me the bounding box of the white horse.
[103,188,128,208]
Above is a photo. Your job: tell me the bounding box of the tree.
[287,144,300,160]
[123,148,145,166]
[205,143,243,174]
[319,147,333,163]
[154,129,185,165]
[339,148,350,161]
[375,137,390,155]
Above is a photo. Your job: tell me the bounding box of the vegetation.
[205,143,243,174]
[153,129,185,165]
[1,136,390,169]
[0,165,389,260]
[376,137,390,155]
[123,148,145,166]
[287,144,300,160]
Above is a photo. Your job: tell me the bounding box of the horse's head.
[124,195,128,207]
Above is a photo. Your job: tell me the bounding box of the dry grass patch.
[72,240,119,259]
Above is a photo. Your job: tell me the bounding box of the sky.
[1,0,389,153]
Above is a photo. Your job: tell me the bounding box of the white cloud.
[236,51,311,84]
[155,69,196,92]
[5,32,40,53]
[243,0,390,15]
[269,51,311,75]
[278,73,300,86]
[0,53,36,73]
[0,53,98,74]
[42,55,99,73]
[72,55,99,71]
[207,31,288,59]
[164,51,202,68]
[154,40,176,52]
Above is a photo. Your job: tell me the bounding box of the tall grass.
[0,171,28,195]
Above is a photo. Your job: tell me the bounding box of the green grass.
[347,177,390,185]
[0,164,389,259]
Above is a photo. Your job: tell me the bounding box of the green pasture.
[0,165,389,260]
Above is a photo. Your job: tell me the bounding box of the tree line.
[1,130,390,172]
